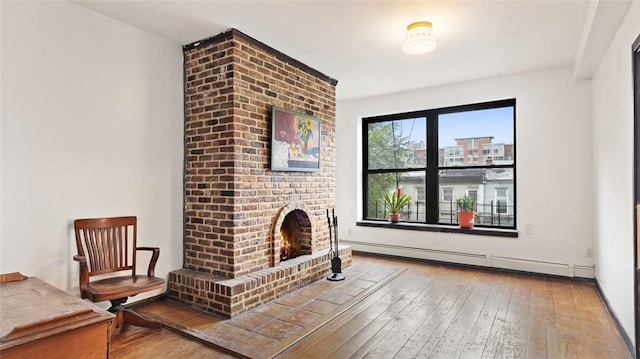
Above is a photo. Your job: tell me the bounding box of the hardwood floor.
[111,253,632,358]
[110,325,235,358]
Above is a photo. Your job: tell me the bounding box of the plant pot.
[458,211,475,228]
[390,213,400,223]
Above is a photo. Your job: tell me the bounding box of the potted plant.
[384,188,412,223]
[457,195,476,228]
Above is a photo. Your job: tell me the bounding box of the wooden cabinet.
[0,273,114,358]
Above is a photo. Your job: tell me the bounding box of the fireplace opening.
[279,209,312,261]
[280,219,299,261]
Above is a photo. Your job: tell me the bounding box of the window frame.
[361,98,517,231]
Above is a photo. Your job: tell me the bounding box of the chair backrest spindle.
[75,216,137,277]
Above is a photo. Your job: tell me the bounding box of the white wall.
[336,67,595,277]
[0,1,184,301]
[592,0,640,345]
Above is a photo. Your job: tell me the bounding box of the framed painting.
[271,106,321,172]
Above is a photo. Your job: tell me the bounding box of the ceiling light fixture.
[403,21,436,55]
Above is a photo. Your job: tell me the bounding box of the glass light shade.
[403,21,436,54]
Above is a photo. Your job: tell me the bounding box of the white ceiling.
[71,0,632,101]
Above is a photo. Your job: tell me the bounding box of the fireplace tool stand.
[326,208,344,281]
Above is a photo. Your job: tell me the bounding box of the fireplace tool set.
[326,208,344,281]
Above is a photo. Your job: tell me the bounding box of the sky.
[399,106,514,147]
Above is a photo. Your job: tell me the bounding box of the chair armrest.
[73,255,89,295]
[136,247,160,277]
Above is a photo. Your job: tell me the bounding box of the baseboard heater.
[342,240,595,279]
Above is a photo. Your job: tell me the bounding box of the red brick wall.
[183,29,337,279]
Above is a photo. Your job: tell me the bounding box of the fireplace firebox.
[279,209,312,261]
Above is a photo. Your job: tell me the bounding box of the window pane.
[368,118,426,170]
[439,107,514,167]
[366,172,426,221]
[438,168,514,227]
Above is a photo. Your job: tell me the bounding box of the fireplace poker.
[327,208,344,281]
[327,209,334,257]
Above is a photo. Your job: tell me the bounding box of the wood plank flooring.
[110,325,235,358]
[110,253,632,359]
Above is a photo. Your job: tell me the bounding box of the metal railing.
[369,200,514,227]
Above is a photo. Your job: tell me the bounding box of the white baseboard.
[342,240,595,279]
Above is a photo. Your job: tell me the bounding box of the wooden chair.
[73,216,164,335]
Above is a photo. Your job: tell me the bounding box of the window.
[442,188,454,202]
[363,99,516,229]
[495,187,508,214]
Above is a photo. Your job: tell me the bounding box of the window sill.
[356,220,519,238]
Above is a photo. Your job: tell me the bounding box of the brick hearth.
[169,246,351,317]
[167,29,351,318]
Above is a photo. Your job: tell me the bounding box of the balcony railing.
[369,200,514,227]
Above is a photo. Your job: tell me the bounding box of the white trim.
[466,189,478,199]
[342,240,595,279]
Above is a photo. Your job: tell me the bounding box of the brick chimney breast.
[169,29,350,318]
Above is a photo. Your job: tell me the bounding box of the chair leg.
[122,309,162,328]
[107,298,162,336]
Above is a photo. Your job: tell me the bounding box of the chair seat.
[86,275,165,303]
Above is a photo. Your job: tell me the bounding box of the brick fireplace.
[167,29,351,318]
